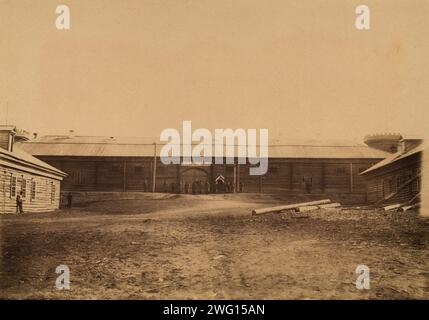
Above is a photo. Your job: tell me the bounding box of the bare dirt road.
[0,194,428,299]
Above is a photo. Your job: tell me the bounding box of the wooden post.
[233,163,237,193]
[321,162,326,193]
[123,160,127,192]
[141,161,145,190]
[94,161,99,191]
[152,143,157,193]
[176,164,181,193]
[210,163,214,185]
[2,170,5,215]
[350,163,354,193]
[237,163,240,192]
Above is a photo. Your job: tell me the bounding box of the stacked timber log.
[382,193,421,212]
[251,199,341,215]
[383,194,420,212]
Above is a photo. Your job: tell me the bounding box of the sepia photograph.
[0,0,428,308]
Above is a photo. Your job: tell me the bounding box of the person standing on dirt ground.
[198,180,203,194]
[67,192,73,208]
[143,179,149,192]
[192,180,197,194]
[16,191,24,214]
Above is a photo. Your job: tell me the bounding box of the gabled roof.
[266,145,388,159]
[360,142,427,175]
[17,135,389,159]
[0,146,67,179]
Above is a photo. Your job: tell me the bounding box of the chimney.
[69,130,75,138]
[0,125,17,152]
[398,138,423,154]
[33,132,38,139]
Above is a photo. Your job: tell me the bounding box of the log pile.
[382,193,421,212]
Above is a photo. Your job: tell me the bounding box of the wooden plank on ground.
[383,204,402,211]
[251,199,331,215]
[318,203,341,209]
[296,205,319,212]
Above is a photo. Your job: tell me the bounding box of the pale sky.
[0,0,428,140]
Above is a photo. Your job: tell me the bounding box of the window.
[268,165,279,175]
[50,182,56,203]
[413,168,421,193]
[30,181,36,201]
[396,176,402,190]
[412,178,420,193]
[335,167,347,175]
[10,175,16,198]
[388,178,396,194]
[157,164,169,175]
[21,178,27,198]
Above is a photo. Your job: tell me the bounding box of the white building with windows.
[0,125,66,214]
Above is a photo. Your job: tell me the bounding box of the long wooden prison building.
[17,135,390,204]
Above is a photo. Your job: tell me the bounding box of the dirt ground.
[0,193,428,299]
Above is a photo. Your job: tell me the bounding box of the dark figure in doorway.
[216,180,225,193]
[225,180,231,193]
[163,180,168,193]
[16,192,24,214]
[191,181,196,194]
[239,181,243,193]
[143,179,149,192]
[184,182,189,194]
[170,182,175,193]
[303,176,313,194]
[67,192,73,208]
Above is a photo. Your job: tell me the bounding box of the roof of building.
[0,146,67,178]
[267,145,388,159]
[360,141,427,175]
[0,125,17,132]
[16,135,389,159]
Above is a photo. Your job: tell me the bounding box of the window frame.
[50,182,56,203]
[10,175,16,198]
[30,180,36,201]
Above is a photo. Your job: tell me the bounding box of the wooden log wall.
[38,156,382,201]
[0,166,61,214]
[363,153,421,204]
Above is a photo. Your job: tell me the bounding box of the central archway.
[181,167,209,183]
[180,167,210,194]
